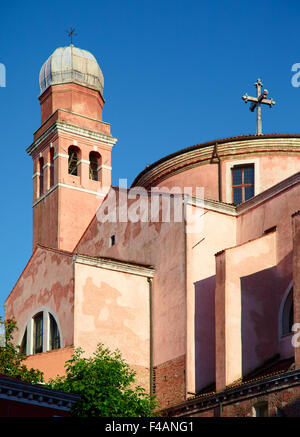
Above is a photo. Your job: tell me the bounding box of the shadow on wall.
[241,265,280,377]
[270,398,300,417]
[194,276,216,393]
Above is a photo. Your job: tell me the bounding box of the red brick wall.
[193,385,300,417]
[153,355,186,409]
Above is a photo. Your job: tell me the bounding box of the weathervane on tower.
[242,78,276,135]
[66,27,77,45]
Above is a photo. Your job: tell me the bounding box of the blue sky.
[1,0,300,318]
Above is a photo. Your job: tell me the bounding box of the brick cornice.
[162,368,300,417]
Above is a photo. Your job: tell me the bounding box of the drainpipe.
[147,277,154,396]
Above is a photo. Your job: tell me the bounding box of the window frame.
[231,164,255,205]
[33,312,43,354]
[225,158,260,204]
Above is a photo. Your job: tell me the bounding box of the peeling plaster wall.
[76,190,186,367]
[73,262,150,390]
[5,246,74,348]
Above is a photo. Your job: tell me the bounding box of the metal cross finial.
[66,27,77,45]
[242,78,276,135]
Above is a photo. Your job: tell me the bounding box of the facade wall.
[185,205,236,395]
[5,246,75,349]
[236,183,300,361]
[75,189,187,369]
[215,232,278,391]
[73,261,151,391]
[39,83,104,124]
[155,155,300,203]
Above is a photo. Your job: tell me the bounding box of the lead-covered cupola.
[39,44,104,97]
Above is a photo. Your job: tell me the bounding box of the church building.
[5,43,300,416]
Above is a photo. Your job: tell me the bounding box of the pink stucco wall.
[75,188,186,367]
[73,261,151,389]
[5,246,74,348]
[185,205,236,394]
[154,154,300,204]
[215,231,278,390]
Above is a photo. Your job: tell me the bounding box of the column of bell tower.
[27,45,117,252]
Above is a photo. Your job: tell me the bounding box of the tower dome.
[39,45,104,96]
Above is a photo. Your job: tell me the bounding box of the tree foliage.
[0,317,44,384]
[47,344,158,417]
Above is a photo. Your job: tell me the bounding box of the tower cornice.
[27,119,118,157]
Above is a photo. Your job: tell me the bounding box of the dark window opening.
[49,313,60,351]
[282,287,294,335]
[110,235,116,247]
[39,157,44,197]
[254,402,268,417]
[20,328,27,355]
[89,152,101,181]
[68,146,79,176]
[232,164,254,205]
[50,148,54,187]
[33,313,43,354]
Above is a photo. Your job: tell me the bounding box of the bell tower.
[27,45,117,252]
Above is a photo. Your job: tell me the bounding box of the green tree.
[47,344,158,417]
[0,317,44,384]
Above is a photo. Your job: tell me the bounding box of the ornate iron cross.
[66,27,77,45]
[242,78,275,135]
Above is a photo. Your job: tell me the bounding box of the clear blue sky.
[1,0,300,317]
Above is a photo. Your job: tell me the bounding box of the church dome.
[39,45,104,96]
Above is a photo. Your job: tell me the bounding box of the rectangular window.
[254,402,268,417]
[232,164,254,205]
[33,313,43,354]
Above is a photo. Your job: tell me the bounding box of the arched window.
[89,151,101,181]
[49,313,60,350]
[50,147,54,187]
[282,287,294,336]
[68,146,80,176]
[20,310,62,355]
[39,157,44,196]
